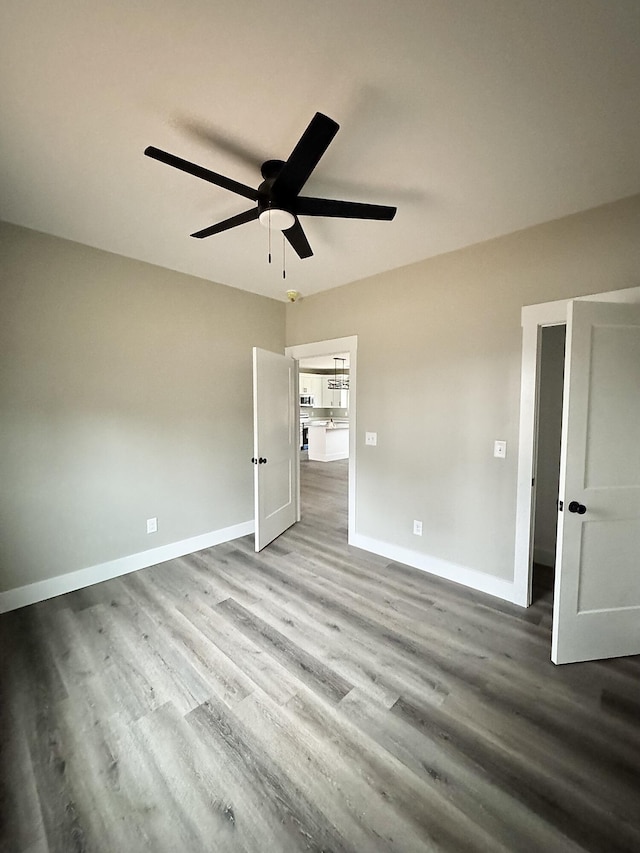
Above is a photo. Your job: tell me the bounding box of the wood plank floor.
[2,459,640,852]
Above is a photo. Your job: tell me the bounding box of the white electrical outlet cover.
[365,432,377,446]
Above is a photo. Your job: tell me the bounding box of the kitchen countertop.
[308,420,349,428]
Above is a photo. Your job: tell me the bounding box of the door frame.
[513,286,640,608]
[285,335,357,544]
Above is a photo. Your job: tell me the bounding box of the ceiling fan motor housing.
[258,161,296,229]
[260,159,285,181]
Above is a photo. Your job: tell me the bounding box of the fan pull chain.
[267,211,272,264]
[282,232,286,280]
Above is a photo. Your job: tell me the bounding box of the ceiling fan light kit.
[259,208,295,231]
[144,112,397,264]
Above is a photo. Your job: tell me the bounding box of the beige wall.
[0,222,285,593]
[286,194,640,582]
[3,194,639,600]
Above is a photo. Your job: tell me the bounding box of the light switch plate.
[365,431,377,446]
[494,440,507,459]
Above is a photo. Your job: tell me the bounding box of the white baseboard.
[0,520,255,614]
[350,533,523,605]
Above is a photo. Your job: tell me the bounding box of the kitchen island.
[307,421,349,462]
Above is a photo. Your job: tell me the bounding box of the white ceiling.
[2,1,639,302]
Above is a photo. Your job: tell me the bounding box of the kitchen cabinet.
[308,422,349,461]
[299,373,323,404]
[300,373,348,409]
[299,372,311,394]
[322,379,348,408]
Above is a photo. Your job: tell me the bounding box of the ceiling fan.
[144,112,397,260]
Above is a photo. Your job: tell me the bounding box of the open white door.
[252,347,298,552]
[552,300,640,664]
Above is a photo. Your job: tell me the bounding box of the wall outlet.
[413,519,423,536]
[146,517,158,534]
[494,440,507,459]
[365,431,377,446]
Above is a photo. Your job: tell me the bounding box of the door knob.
[568,500,586,514]
[258,457,267,464]
[251,457,257,464]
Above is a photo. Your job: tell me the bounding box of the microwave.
[300,394,315,407]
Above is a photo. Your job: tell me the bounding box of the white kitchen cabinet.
[312,375,325,403]
[300,373,348,409]
[322,379,348,408]
[299,373,323,403]
[299,372,312,394]
[321,377,333,407]
[308,423,349,461]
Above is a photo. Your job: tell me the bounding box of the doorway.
[285,336,357,545]
[514,286,640,665]
[298,351,350,461]
[515,286,640,610]
[531,324,566,605]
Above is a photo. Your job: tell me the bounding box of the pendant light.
[328,357,349,390]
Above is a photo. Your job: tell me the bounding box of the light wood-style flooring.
[1,459,640,852]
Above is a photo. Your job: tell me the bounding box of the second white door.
[552,300,640,663]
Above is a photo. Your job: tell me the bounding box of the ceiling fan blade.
[144,146,258,201]
[271,113,339,198]
[283,218,313,259]
[295,196,397,221]
[191,207,259,239]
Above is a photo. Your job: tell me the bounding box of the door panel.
[253,347,298,551]
[552,300,640,663]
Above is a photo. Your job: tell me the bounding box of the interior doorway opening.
[285,336,357,545]
[298,351,350,462]
[531,324,566,604]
